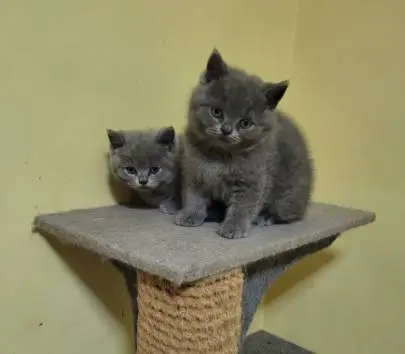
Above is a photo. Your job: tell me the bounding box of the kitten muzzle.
[220,123,233,136]
[138,177,148,186]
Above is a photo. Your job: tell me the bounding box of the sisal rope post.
[136,268,244,354]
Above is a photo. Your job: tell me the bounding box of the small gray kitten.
[107,126,179,214]
[175,49,313,239]
[107,126,226,221]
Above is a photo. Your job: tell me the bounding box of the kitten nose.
[221,124,232,136]
[139,178,148,186]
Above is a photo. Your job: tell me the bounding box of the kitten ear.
[107,129,126,149]
[204,49,228,82]
[263,80,289,109]
[156,126,175,149]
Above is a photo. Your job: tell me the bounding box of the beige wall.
[262,1,405,353]
[0,0,297,353]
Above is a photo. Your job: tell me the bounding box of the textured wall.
[0,0,297,353]
[262,0,405,353]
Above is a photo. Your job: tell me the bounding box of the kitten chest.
[201,160,229,199]
[186,143,264,200]
[188,152,237,200]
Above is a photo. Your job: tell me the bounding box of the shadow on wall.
[42,234,134,354]
[262,248,340,307]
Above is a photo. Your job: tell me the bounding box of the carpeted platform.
[33,202,375,285]
[33,202,375,353]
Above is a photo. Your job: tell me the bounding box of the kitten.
[107,126,179,214]
[175,49,313,239]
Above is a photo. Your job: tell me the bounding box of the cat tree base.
[137,268,243,353]
[114,235,335,353]
[33,203,375,353]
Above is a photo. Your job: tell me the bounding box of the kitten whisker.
[206,127,221,135]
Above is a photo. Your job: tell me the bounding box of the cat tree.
[33,202,375,353]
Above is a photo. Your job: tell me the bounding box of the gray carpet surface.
[240,235,337,340]
[34,202,375,284]
[242,331,315,353]
[113,261,139,352]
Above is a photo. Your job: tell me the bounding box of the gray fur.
[107,127,226,221]
[175,49,313,239]
[107,127,179,214]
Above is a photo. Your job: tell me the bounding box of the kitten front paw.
[217,219,251,239]
[175,210,206,227]
[159,199,178,215]
[252,214,274,227]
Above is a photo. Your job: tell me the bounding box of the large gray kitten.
[175,49,313,239]
[107,127,179,214]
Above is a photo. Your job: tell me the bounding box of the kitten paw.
[175,211,206,227]
[252,215,274,227]
[159,200,178,215]
[217,220,250,239]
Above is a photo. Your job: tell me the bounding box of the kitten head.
[188,49,288,149]
[107,126,177,191]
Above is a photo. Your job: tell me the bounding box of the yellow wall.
[0,0,297,353]
[263,0,405,353]
[3,1,402,353]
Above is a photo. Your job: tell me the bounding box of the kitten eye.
[124,166,137,175]
[149,166,160,175]
[209,107,224,120]
[239,118,254,129]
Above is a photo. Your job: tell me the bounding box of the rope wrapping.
[137,268,244,354]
